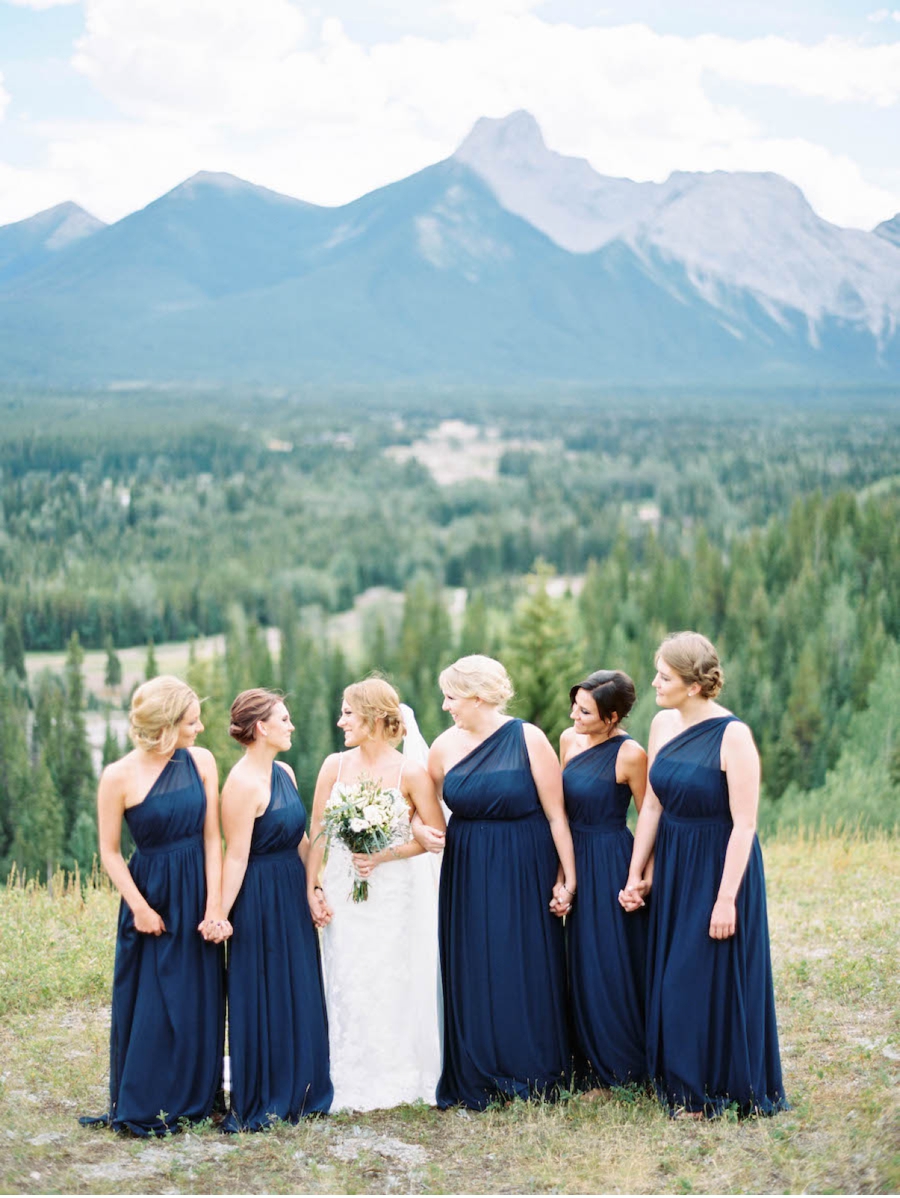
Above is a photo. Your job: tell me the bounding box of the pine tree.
[59,633,96,862]
[187,655,241,778]
[246,619,275,689]
[0,671,31,866]
[102,718,122,767]
[145,638,158,680]
[2,608,26,680]
[504,561,584,746]
[9,751,64,885]
[104,635,122,689]
[458,590,492,659]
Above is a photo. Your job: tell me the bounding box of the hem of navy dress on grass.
[646,715,789,1118]
[563,734,648,1090]
[80,748,225,1137]
[222,761,332,1131]
[437,719,569,1110]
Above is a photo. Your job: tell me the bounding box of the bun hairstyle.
[129,675,199,755]
[657,631,724,699]
[343,678,406,746]
[569,669,636,724]
[438,654,514,712]
[229,688,285,745]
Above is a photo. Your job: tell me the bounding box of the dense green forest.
[1,385,898,880]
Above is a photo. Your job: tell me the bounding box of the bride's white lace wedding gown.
[321,756,442,1111]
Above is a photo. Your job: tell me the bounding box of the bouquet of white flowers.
[323,773,410,902]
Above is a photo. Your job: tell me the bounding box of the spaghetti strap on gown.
[437,720,569,1109]
[563,735,647,1088]
[223,763,332,1131]
[646,716,788,1117]
[80,749,225,1136]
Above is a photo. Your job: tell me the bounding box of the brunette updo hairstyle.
[229,688,285,745]
[657,631,724,699]
[129,675,199,756]
[343,678,406,746]
[438,654,514,711]
[569,669,636,724]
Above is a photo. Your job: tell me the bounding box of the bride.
[306,677,445,1111]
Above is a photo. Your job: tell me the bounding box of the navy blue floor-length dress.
[564,735,648,1089]
[646,716,788,1117]
[223,763,332,1131]
[82,748,225,1136]
[437,719,569,1109]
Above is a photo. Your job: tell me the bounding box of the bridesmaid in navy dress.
[84,676,228,1136]
[560,670,648,1094]
[620,632,788,1118]
[427,655,575,1110]
[220,690,332,1131]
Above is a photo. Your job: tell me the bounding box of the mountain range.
[1,110,899,387]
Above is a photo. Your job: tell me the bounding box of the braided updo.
[656,631,724,699]
[343,678,407,746]
[229,688,284,745]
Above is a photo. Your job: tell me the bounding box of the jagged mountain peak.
[454,111,900,337]
[456,110,548,158]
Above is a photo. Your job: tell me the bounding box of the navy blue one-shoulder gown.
[83,748,225,1136]
[564,735,647,1089]
[646,716,788,1117]
[223,763,332,1131]
[437,719,569,1110]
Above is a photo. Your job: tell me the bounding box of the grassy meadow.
[0,834,897,1195]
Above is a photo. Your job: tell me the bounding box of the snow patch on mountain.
[454,111,900,342]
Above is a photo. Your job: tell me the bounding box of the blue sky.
[0,0,898,229]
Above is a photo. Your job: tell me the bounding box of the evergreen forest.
[1,384,898,882]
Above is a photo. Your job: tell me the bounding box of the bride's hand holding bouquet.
[323,773,410,901]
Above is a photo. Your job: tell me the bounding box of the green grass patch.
[0,834,897,1194]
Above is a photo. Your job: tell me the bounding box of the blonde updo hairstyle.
[343,678,406,746]
[129,675,199,756]
[229,688,284,746]
[438,654,514,712]
[657,631,724,700]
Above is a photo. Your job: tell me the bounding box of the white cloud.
[0,72,10,123]
[2,0,80,9]
[867,9,900,22]
[1,0,899,229]
[699,31,900,106]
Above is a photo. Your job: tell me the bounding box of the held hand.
[709,896,736,940]
[618,876,650,912]
[308,889,333,928]
[197,914,232,943]
[134,904,166,936]
[412,823,446,854]
[550,880,574,918]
